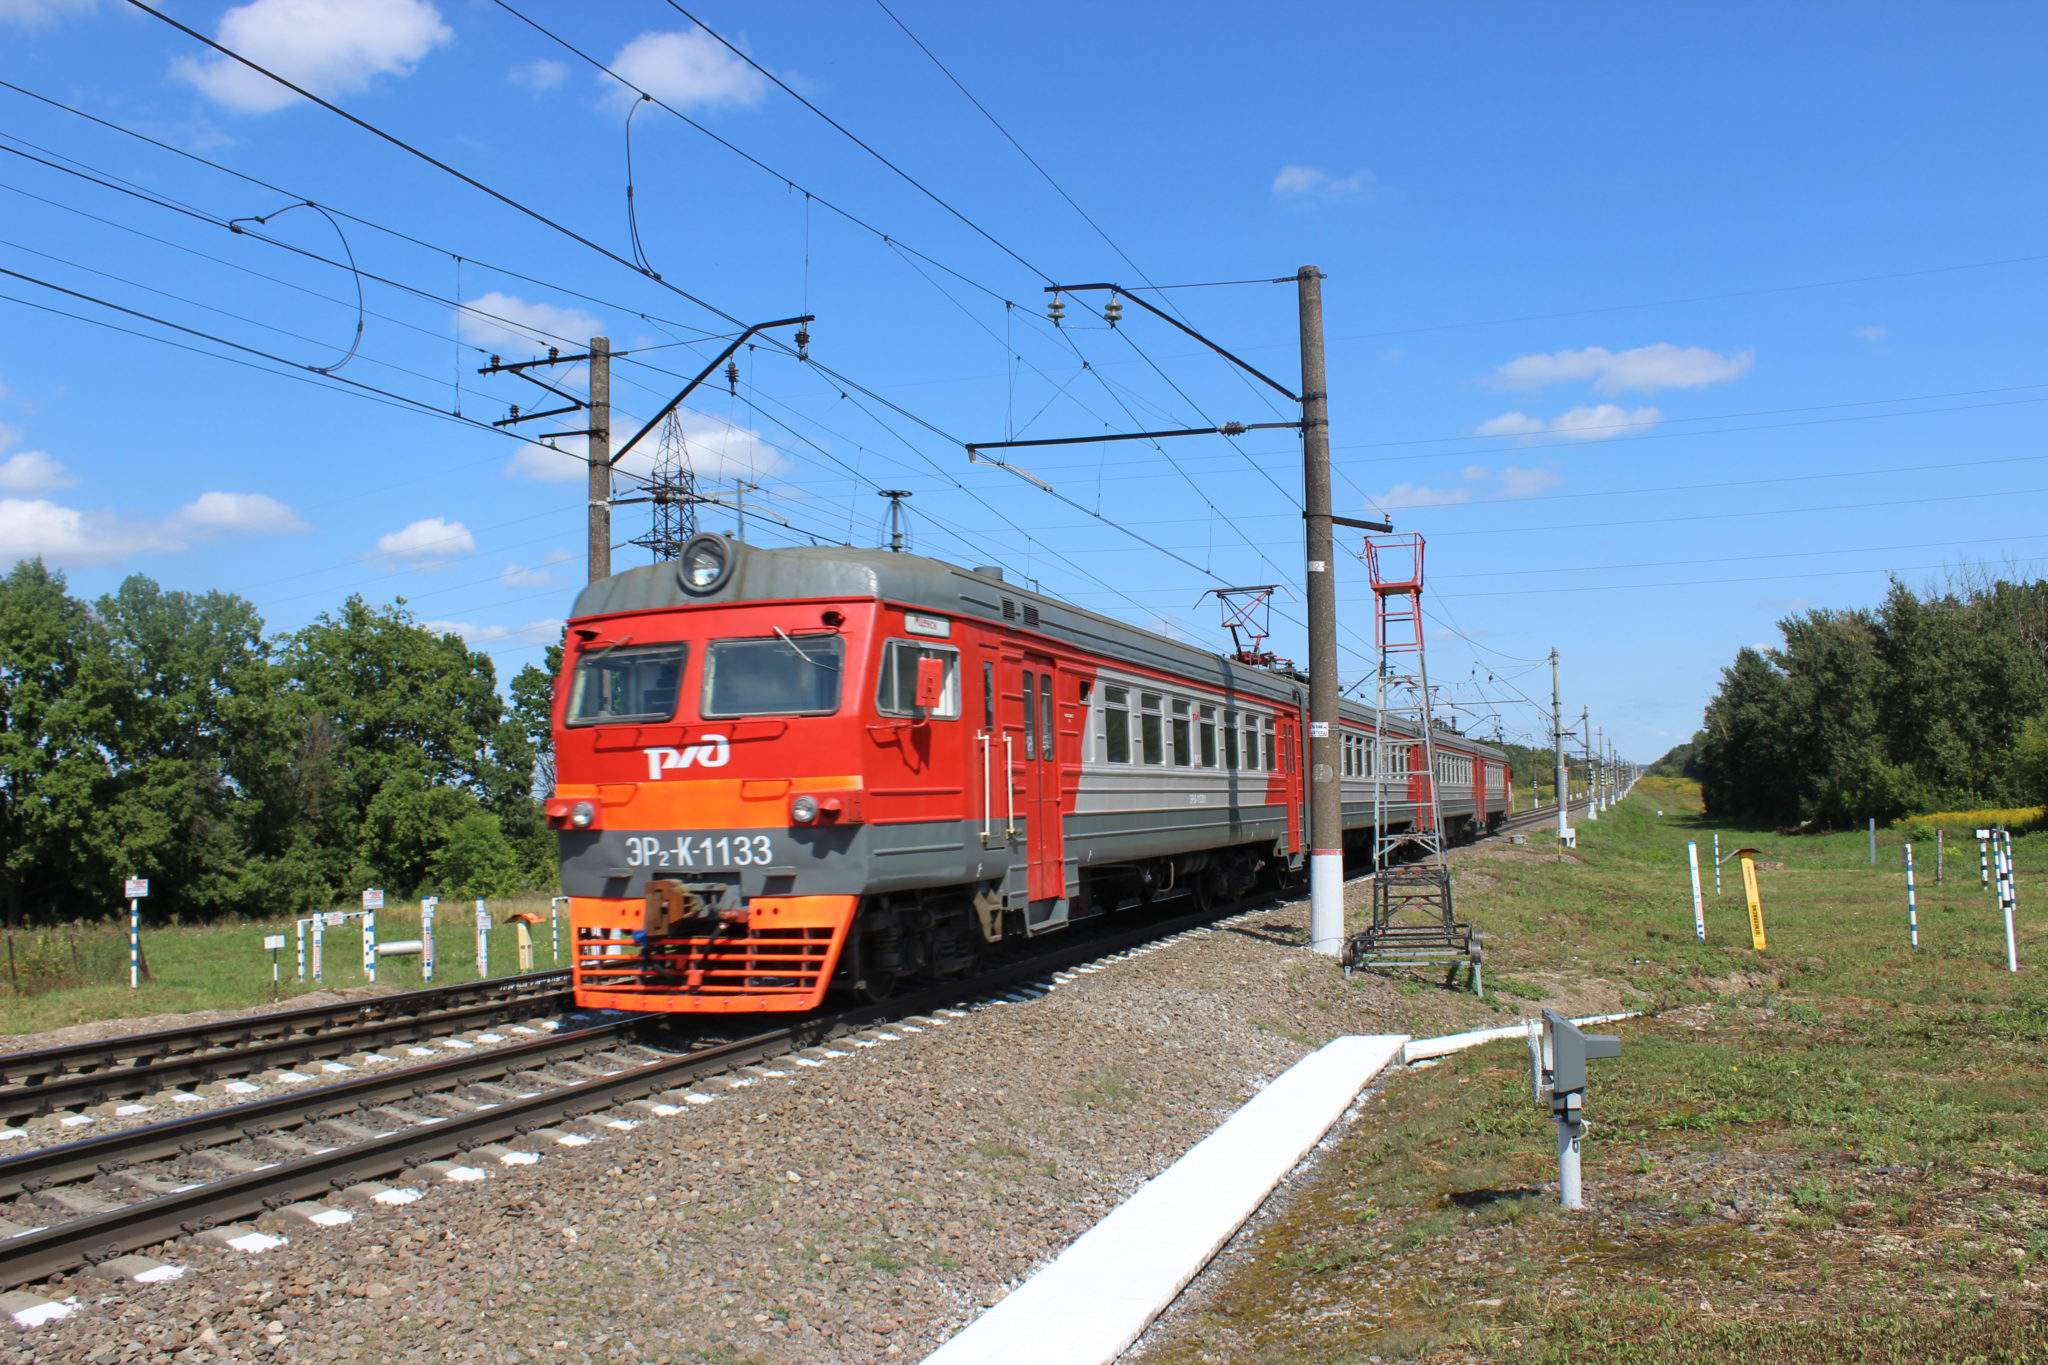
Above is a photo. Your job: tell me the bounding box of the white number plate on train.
[624,834,776,870]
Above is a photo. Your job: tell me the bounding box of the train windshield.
[702,633,844,718]
[566,643,687,726]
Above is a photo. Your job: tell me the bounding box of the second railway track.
[0,970,572,1125]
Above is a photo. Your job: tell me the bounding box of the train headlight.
[569,800,596,830]
[790,794,819,825]
[679,534,732,593]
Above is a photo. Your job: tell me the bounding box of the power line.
[1440,556,2048,600]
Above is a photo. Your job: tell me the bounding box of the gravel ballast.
[3,873,1556,1363]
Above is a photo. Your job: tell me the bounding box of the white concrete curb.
[922,1032,1409,1365]
[1401,1010,1640,1064]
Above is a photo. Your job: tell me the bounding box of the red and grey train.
[545,533,1510,1015]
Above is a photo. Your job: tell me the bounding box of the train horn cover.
[679,533,734,594]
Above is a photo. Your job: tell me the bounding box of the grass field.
[0,892,566,1037]
[1140,777,2048,1363]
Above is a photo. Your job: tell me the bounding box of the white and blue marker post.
[1903,843,1919,950]
[474,899,491,981]
[2000,829,2019,973]
[1686,840,1706,942]
[1712,832,1723,897]
[123,877,148,990]
[312,912,325,983]
[420,897,438,982]
[295,917,306,982]
[361,889,384,984]
[1978,827,1991,891]
[550,895,566,966]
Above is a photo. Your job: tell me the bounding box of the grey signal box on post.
[1528,1010,1621,1210]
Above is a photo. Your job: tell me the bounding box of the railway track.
[0,894,1273,1295]
[0,971,571,1125]
[0,809,1597,1299]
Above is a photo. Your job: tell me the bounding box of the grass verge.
[1138,776,2048,1363]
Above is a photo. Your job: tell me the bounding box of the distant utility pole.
[1551,648,1567,842]
[479,335,612,583]
[1581,708,1595,823]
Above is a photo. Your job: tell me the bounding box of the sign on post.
[124,877,148,989]
[1735,848,1768,951]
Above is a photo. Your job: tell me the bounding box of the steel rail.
[0,988,578,1124]
[0,1020,647,1201]
[0,895,1266,1290]
[0,970,569,1086]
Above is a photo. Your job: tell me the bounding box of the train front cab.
[548,594,880,1014]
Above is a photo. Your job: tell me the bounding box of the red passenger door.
[1022,653,1067,901]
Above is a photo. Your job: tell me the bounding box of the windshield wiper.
[773,626,825,667]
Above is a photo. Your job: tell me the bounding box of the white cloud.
[457,291,603,354]
[1856,324,1887,343]
[607,28,768,111]
[0,498,180,567]
[170,490,309,536]
[504,410,782,486]
[173,0,452,115]
[421,617,563,646]
[501,550,569,588]
[1370,465,1563,511]
[508,58,566,92]
[1474,405,1662,442]
[376,516,475,566]
[1473,412,1545,438]
[0,449,74,494]
[1548,404,1663,441]
[1271,164,1375,204]
[0,0,93,29]
[1493,343,1753,394]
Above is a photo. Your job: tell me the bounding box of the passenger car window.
[1103,685,1130,763]
[876,640,961,719]
[1170,699,1192,767]
[1023,669,1038,760]
[566,643,686,726]
[1199,705,1217,767]
[1039,676,1055,764]
[701,634,843,718]
[1140,692,1164,765]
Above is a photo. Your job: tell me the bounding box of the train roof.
[571,538,1506,761]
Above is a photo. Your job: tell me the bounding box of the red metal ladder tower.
[1347,532,1477,985]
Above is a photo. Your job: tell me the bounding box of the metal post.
[587,335,611,583]
[1687,840,1706,942]
[1298,264,1343,957]
[1981,832,1991,891]
[421,898,437,982]
[1551,649,1567,844]
[312,913,324,983]
[1868,817,1876,865]
[295,919,306,981]
[550,895,565,965]
[364,905,378,985]
[1904,843,1919,950]
[128,897,139,991]
[1713,832,1723,897]
[2001,830,2019,973]
[1556,1111,1583,1210]
[475,898,490,979]
[1581,708,1595,823]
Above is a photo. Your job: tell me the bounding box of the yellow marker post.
[1730,846,1768,950]
[508,912,545,973]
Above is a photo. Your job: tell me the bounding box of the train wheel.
[1191,866,1221,913]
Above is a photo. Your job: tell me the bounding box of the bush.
[428,811,527,899]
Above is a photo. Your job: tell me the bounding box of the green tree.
[429,810,526,898]
[0,560,118,924]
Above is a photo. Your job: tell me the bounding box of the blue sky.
[2,0,2043,760]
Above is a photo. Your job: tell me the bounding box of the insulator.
[725,360,740,395]
[794,325,811,358]
[1047,294,1066,326]
[1220,421,1246,436]
[509,404,520,420]
[489,355,500,368]
[548,346,559,360]
[1104,297,1123,328]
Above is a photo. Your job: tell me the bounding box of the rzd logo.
[642,735,730,780]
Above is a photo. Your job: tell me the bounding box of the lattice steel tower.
[628,412,698,561]
[1348,532,1475,981]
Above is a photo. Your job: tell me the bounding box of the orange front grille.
[575,926,834,994]
[568,893,856,1014]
